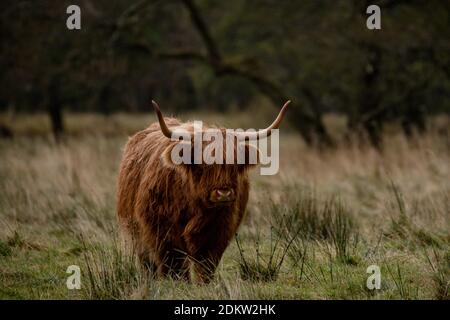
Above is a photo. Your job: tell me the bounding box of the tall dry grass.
[0,112,448,299]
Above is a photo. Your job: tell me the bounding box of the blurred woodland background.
[0,0,449,146]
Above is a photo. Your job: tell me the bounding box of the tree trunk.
[48,76,64,141]
[350,44,384,149]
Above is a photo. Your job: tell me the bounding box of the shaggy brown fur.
[117,118,255,282]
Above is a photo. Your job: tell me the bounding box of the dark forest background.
[0,0,449,146]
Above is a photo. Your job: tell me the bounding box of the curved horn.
[152,100,173,138]
[235,100,291,140]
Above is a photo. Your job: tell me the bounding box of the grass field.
[0,111,449,299]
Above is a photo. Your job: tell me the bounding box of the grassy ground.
[0,111,449,299]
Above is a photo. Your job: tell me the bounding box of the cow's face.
[161,132,258,208]
[152,100,290,207]
[188,163,242,207]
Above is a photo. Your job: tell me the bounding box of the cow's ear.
[161,141,193,170]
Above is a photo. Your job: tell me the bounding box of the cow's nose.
[217,189,232,197]
[211,188,235,203]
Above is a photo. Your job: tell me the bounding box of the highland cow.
[117,100,290,282]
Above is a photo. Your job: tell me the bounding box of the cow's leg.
[190,250,223,284]
[185,231,230,283]
[166,249,190,281]
[137,247,158,276]
[157,247,190,281]
[119,220,159,276]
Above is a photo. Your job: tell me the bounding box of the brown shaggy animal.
[117,101,290,282]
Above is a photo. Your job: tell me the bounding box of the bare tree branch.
[175,0,333,145]
[180,0,222,63]
[109,0,333,145]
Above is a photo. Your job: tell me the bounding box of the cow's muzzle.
[210,188,235,204]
